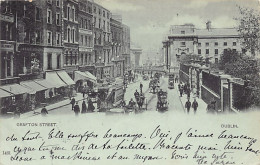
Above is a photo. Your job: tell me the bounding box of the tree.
[235,6,260,57]
[219,49,260,108]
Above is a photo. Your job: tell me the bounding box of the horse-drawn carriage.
[149,79,160,94]
[156,90,168,112]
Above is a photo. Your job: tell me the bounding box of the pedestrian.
[187,87,191,99]
[192,98,198,114]
[81,101,87,114]
[70,97,76,110]
[178,83,181,92]
[41,106,48,116]
[49,90,53,98]
[140,82,143,93]
[74,102,80,116]
[87,99,95,112]
[183,83,187,94]
[180,87,184,97]
[185,99,191,114]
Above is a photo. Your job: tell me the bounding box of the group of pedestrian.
[185,98,198,114]
[178,82,191,99]
[178,82,199,114]
[70,97,95,116]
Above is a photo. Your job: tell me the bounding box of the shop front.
[0,83,32,113]
[17,44,43,76]
[74,70,97,92]
[0,40,15,79]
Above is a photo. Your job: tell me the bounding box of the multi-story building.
[122,24,131,72]
[63,0,79,78]
[164,22,242,69]
[110,16,124,77]
[0,1,16,82]
[78,0,94,73]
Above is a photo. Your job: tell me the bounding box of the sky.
[94,0,259,53]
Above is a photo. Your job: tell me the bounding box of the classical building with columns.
[163,22,243,72]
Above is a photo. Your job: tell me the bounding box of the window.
[72,29,75,43]
[57,54,61,69]
[35,31,41,44]
[24,5,27,17]
[198,49,201,55]
[94,6,96,13]
[215,49,218,54]
[47,9,52,24]
[232,49,236,52]
[47,0,52,4]
[67,6,70,20]
[99,9,101,15]
[198,43,201,47]
[205,42,209,46]
[47,31,52,45]
[224,42,227,46]
[85,36,88,46]
[233,42,236,46]
[56,13,60,25]
[180,42,186,47]
[47,53,52,70]
[67,28,70,42]
[214,42,218,46]
[56,33,60,45]
[103,20,106,30]
[206,49,209,54]
[72,8,75,21]
[215,58,218,63]
[107,12,109,19]
[181,31,185,34]
[88,20,91,30]
[103,11,105,17]
[99,19,101,28]
[94,17,96,27]
[224,49,227,53]
[81,35,83,45]
[56,0,60,7]
[80,18,83,28]
[36,7,40,20]
[85,19,88,29]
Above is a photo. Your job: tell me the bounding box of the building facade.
[110,16,124,77]
[63,0,79,78]
[164,22,242,70]
[122,24,131,72]
[78,0,94,73]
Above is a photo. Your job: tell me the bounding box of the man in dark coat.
[49,90,53,98]
[81,101,87,113]
[41,106,48,116]
[192,99,199,114]
[185,99,191,114]
[74,102,80,116]
[140,83,143,93]
[70,97,76,110]
[134,90,139,99]
[180,87,184,97]
[87,99,95,112]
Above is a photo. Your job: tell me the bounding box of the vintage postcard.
[0,0,260,164]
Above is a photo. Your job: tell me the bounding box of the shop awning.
[74,71,97,83]
[0,88,13,98]
[45,72,67,88]
[20,80,47,94]
[34,79,57,89]
[0,84,32,95]
[56,70,75,85]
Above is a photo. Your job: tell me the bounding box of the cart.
[156,91,168,112]
[135,94,148,112]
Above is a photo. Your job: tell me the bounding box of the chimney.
[206,21,212,31]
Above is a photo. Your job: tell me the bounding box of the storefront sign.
[0,14,14,23]
[19,45,43,52]
[0,41,14,51]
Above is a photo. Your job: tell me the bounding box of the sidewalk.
[176,84,208,114]
[21,93,85,118]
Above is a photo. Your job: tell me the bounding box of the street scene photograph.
[0,0,260,119]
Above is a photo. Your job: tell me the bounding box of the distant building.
[163,22,243,70]
[130,46,142,68]
[122,24,131,72]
